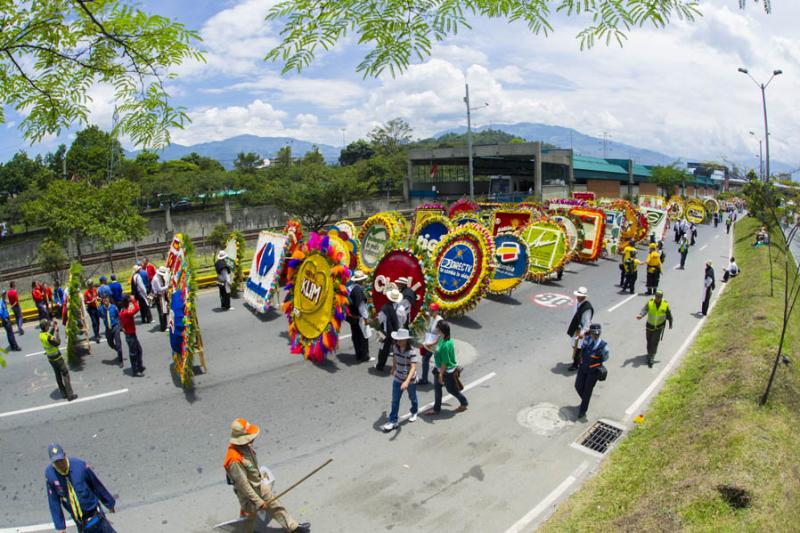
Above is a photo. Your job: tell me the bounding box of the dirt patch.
[717,484,751,509]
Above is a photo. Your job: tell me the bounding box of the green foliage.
[274,145,293,168]
[339,140,375,166]
[368,118,412,154]
[412,128,533,149]
[233,152,263,174]
[37,239,70,285]
[93,180,148,249]
[266,163,373,231]
[65,125,123,183]
[65,261,84,366]
[230,230,246,298]
[743,180,776,226]
[0,151,54,200]
[0,0,203,148]
[262,1,754,77]
[181,152,224,172]
[179,233,200,389]
[207,222,230,251]
[350,151,406,193]
[301,146,325,165]
[650,164,691,197]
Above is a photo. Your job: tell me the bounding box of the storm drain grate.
[577,421,623,454]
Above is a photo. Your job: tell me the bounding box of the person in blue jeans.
[424,321,469,416]
[381,328,419,432]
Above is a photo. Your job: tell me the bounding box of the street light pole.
[739,67,782,181]
[464,82,489,201]
[749,131,763,180]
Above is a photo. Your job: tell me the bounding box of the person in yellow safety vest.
[619,243,637,287]
[645,242,663,296]
[39,319,77,401]
[622,250,642,294]
[636,289,673,368]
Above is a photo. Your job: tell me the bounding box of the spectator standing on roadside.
[424,321,468,416]
[151,266,169,332]
[118,295,145,376]
[108,274,123,305]
[97,276,112,302]
[98,295,124,367]
[574,323,609,421]
[566,287,593,371]
[701,260,715,316]
[7,281,23,335]
[32,281,48,319]
[84,280,101,343]
[1,291,21,351]
[419,302,443,385]
[375,288,402,372]
[51,281,65,321]
[726,215,733,235]
[131,265,152,324]
[381,328,420,432]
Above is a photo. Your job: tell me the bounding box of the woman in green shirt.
[424,321,468,415]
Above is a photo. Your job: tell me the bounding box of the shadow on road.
[550,362,576,376]
[621,354,650,368]
[449,315,482,330]
[485,293,522,306]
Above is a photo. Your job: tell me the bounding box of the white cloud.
[171,99,287,144]
[220,73,365,107]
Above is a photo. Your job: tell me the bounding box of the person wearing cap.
[45,443,116,532]
[381,328,420,431]
[636,289,673,368]
[418,302,443,385]
[130,265,152,324]
[375,287,402,371]
[566,287,593,371]
[424,320,468,415]
[678,234,690,269]
[39,319,77,401]
[118,295,145,377]
[98,295,124,367]
[645,242,663,296]
[0,290,21,351]
[108,274,123,305]
[574,323,609,421]
[97,276,112,302]
[84,279,101,343]
[701,260,715,316]
[346,270,370,362]
[224,418,311,533]
[619,244,636,287]
[396,276,417,329]
[621,249,642,294]
[215,250,232,310]
[151,266,169,332]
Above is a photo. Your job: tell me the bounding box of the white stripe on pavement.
[0,389,128,419]
[24,350,45,358]
[339,334,351,341]
[398,372,496,422]
[607,293,637,313]
[699,244,709,251]
[503,461,590,533]
[715,234,721,239]
[0,520,76,532]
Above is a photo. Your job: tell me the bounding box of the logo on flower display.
[438,244,475,292]
[496,241,520,263]
[255,242,276,277]
[415,221,449,255]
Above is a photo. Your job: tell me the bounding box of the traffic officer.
[45,443,117,532]
[678,235,690,269]
[622,250,642,294]
[224,418,311,533]
[574,323,609,421]
[645,242,663,295]
[619,243,636,287]
[40,319,77,401]
[346,270,370,363]
[636,289,674,368]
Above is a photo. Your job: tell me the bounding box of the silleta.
[440,258,473,273]
[300,277,321,304]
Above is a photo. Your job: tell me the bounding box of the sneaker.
[67,394,78,401]
[381,422,397,432]
[293,523,311,533]
[423,409,440,416]
[455,405,468,413]
[409,412,418,422]
[567,363,578,371]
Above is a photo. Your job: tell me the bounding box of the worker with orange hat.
[224,418,310,533]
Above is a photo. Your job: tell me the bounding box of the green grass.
[541,217,800,533]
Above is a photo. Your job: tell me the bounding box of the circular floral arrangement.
[283,233,350,364]
[413,203,447,233]
[568,206,607,262]
[488,229,531,295]
[685,198,707,224]
[283,219,304,256]
[357,212,398,274]
[334,219,357,241]
[520,216,570,281]
[411,213,453,257]
[430,223,496,316]
[550,212,583,261]
[600,199,641,243]
[451,212,484,227]
[666,196,685,221]
[448,198,480,219]
[703,197,720,216]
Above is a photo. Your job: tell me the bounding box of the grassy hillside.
[541,217,800,532]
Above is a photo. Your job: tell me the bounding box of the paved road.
[0,221,733,532]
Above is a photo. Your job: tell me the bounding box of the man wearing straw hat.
[395,276,417,329]
[346,270,371,362]
[224,418,310,533]
[566,287,593,372]
[375,287,402,372]
[215,250,232,310]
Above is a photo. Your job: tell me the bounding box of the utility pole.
[465,82,474,201]
[739,67,782,182]
[108,106,119,183]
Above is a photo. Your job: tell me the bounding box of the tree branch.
[4,49,58,108]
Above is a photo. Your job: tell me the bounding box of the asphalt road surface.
[0,221,734,532]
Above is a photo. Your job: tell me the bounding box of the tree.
[93,180,148,250]
[266,164,373,231]
[182,152,225,172]
[264,1,768,77]
[234,152,263,174]
[66,125,123,183]
[274,146,293,168]
[135,151,161,174]
[44,144,67,177]
[650,164,690,197]
[0,0,203,148]
[207,222,230,251]
[0,151,52,199]
[339,140,374,166]
[37,238,69,285]
[368,118,412,155]
[301,146,325,165]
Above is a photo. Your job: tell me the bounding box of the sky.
[1,0,798,174]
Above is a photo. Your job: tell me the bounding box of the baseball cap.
[48,443,65,462]
[589,323,602,334]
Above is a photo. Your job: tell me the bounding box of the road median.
[541,217,800,532]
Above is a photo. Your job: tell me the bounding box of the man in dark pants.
[346,270,370,362]
[375,288,401,371]
[7,281,23,335]
[678,236,689,269]
[566,287,593,371]
[215,250,232,310]
[1,291,21,351]
[396,276,417,329]
[118,296,145,377]
[84,280,100,343]
[45,443,117,532]
[636,289,673,368]
[39,320,77,401]
[701,260,715,316]
[98,295,124,368]
[574,323,609,422]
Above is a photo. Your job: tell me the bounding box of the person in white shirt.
[151,266,169,331]
[131,265,152,324]
[722,257,740,282]
[418,303,443,385]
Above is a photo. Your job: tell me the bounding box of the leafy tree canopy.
[65,125,123,183]
[650,164,691,197]
[265,1,768,77]
[0,0,203,148]
[368,118,412,155]
[339,139,375,166]
[182,152,225,172]
[234,151,264,174]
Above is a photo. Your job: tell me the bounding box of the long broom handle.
[263,458,333,505]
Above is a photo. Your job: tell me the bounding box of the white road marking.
[715,234,721,239]
[25,350,45,358]
[699,244,708,251]
[607,293,637,313]
[398,371,496,422]
[503,460,590,533]
[625,230,733,420]
[0,520,76,532]
[0,389,129,419]
[339,334,352,341]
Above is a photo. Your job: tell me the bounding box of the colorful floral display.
[666,196,685,221]
[413,203,447,232]
[411,214,453,257]
[520,216,570,281]
[685,198,707,224]
[357,212,399,273]
[489,230,530,295]
[244,230,289,314]
[369,248,433,336]
[568,207,607,262]
[489,208,533,236]
[448,198,479,219]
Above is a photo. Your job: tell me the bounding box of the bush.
[37,239,69,285]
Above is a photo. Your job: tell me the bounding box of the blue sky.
[1,0,798,173]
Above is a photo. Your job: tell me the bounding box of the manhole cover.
[517,403,572,436]
[575,420,624,454]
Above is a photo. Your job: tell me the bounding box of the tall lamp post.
[464,82,489,200]
[738,67,782,181]
[749,131,763,180]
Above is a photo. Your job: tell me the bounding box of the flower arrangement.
[568,206,607,262]
[448,198,479,219]
[410,213,454,256]
[488,229,530,295]
[283,219,304,255]
[283,233,350,364]
[666,196,685,221]
[412,203,447,232]
[430,222,496,317]
[451,212,483,227]
[520,215,571,282]
[357,212,398,273]
[228,230,246,297]
[65,261,84,366]
[488,208,534,235]
[551,212,585,262]
[334,219,357,241]
[171,233,203,389]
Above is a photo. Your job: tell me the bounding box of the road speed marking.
[532,292,574,308]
